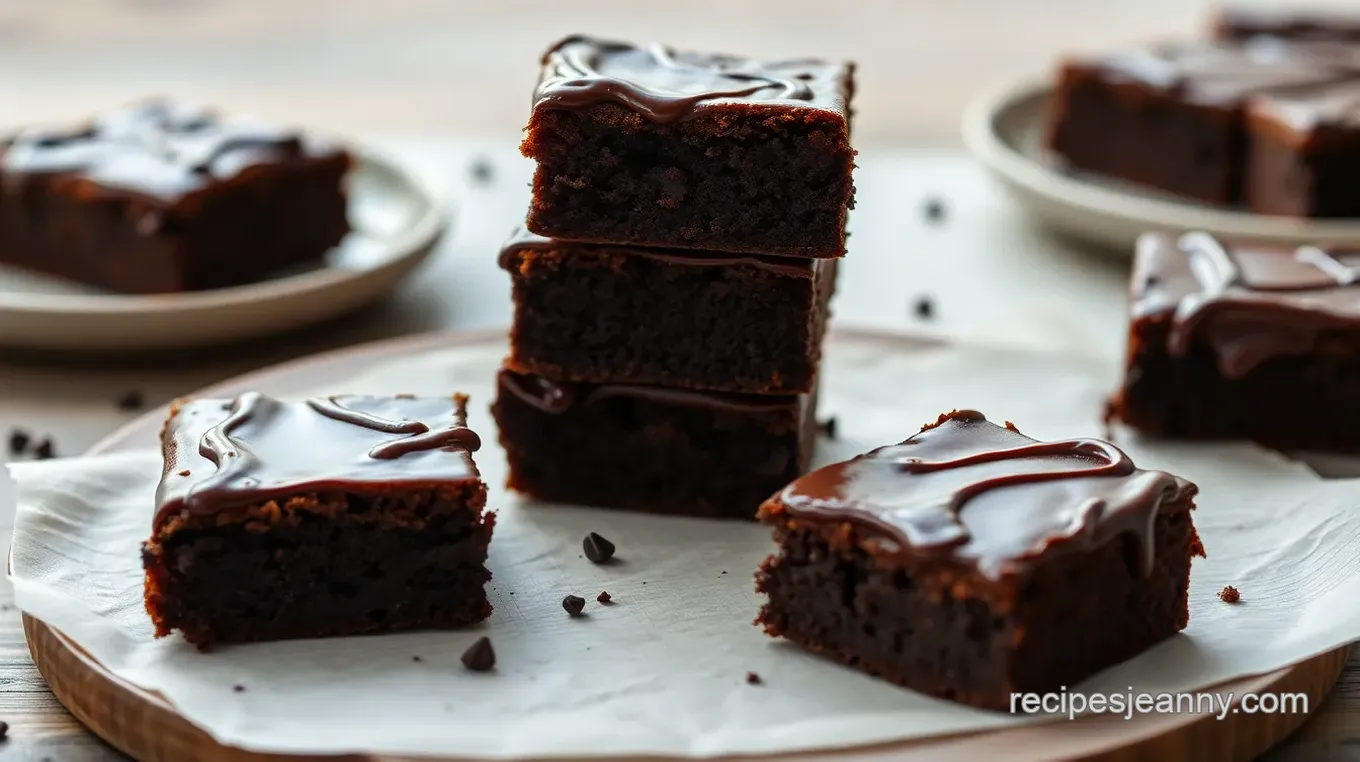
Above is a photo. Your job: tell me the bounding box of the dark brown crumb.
[177,469,191,477]
[817,416,838,439]
[1219,585,1241,604]
[7,429,29,456]
[745,671,762,685]
[583,532,616,563]
[597,591,612,604]
[922,196,947,224]
[0,720,9,740]
[115,390,144,411]
[461,636,496,671]
[32,439,55,460]
[232,684,245,693]
[721,570,727,574]
[1101,397,1118,440]
[412,656,422,662]
[913,295,934,320]
[562,595,586,616]
[470,157,494,184]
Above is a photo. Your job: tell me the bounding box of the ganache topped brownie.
[1246,78,1360,216]
[1046,39,1360,205]
[499,227,837,394]
[522,35,856,257]
[144,392,494,649]
[756,410,1201,709]
[0,99,350,293]
[1113,231,1360,450]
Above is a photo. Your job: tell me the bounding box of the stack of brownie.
[491,36,857,518]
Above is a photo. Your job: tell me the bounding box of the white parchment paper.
[10,337,1360,759]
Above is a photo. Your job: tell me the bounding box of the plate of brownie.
[962,6,1360,254]
[0,99,448,350]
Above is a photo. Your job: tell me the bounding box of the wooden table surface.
[3,1,1360,760]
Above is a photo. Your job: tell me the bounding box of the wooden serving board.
[19,328,1350,762]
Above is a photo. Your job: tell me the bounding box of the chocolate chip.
[32,439,55,460]
[1219,585,1241,604]
[7,429,29,455]
[562,595,586,616]
[597,591,612,604]
[746,672,762,685]
[178,469,191,477]
[470,157,494,184]
[232,684,245,693]
[913,295,934,320]
[116,390,144,411]
[583,532,616,563]
[461,636,496,671]
[922,196,947,224]
[818,416,838,439]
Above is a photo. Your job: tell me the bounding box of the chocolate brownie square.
[500,228,837,394]
[1111,231,1360,451]
[521,36,856,257]
[1046,40,1359,205]
[1245,78,1360,217]
[1212,6,1360,42]
[756,410,1202,710]
[0,99,350,294]
[491,367,818,519]
[143,392,493,649]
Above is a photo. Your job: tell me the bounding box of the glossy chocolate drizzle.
[1145,231,1360,379]
[534,35,822,122]
[498,369,800,416]
[154,392,481,530]
[2,99,326,201]
[497,227,815,278]
[776,410,1193,580]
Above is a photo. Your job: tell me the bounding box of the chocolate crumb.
[922,196,947,224]
[178,469,191,477]
[232,684,245,693]
[746,671,762,685]
[0,720,9,740]
[597,591,612,604]
[412,656,422,662]
[721,571,727,575]
[818,416,838,439]
[913,295,934,320]
[32,439,55,460]
[7,429,29,455]
[470,157,494,184]
[1219,585,1241,604]
[461,636,496,671]
[116,390,144,411]
[562,595,586,616]
[583,532,616,563]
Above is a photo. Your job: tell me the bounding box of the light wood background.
[2,1,1360,760]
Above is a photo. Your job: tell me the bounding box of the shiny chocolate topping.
[497,227,817,278]
[498,368,805,416]
[2,99,336,201]
[154,393,481,530]
[532,35,848,122]
[774,410,1194,580]
[1134,231,1360,379]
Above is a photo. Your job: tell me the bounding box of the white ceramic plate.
[0,147,448,351]
[961,78,1360,255]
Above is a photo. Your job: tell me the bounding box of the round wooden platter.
[20,327,1350,762]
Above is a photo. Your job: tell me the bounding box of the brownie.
[1245,78,1360,216]
[0,99,351,294]
[143,392,493,649]
[500,228,837,394]
[1112,231,1360,451]
[1213,6,1360,42]
[521,36,856,258]
[1046,40,1360,205]
[491,367,818,519]
[755,410,1202,710]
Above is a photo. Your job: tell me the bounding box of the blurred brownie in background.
[1246,78,1360,217]
[0,99,350,294]
[1112,231,1360,451]
[1212,6,1360,42]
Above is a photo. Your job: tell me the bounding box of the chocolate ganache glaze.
[2,99,332,201]
[774,410,1194,580]
[154,393,481,530]
[498,369,805,416]
[1134,231,1360,379]
[532,35,847,122]
[497,227,817,278]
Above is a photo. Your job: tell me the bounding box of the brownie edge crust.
[755,410,1202,709]
[143,392,494,649]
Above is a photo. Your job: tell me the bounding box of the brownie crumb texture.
[32,439,55,460]
[818,416,838,440]
[116,390,145,411]
[745,671,762,685]
[913,295,935,320]
[1220,585,1242,604]
[7,429,29,455]
[597,591,612,604]
[461,636,496,672]
[563,595,586,616]
[583,532,616,563]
